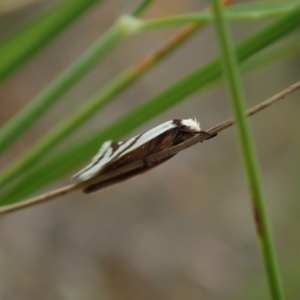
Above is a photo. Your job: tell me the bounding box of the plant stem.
[210,0,284,299]
[1,80,299,214]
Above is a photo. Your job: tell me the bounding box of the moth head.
[171,118,201,143]
[174,118,201,133]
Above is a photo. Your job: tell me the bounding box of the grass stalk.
[211,0,284,299]
[139,2,297,29]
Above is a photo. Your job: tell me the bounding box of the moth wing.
[72,121,178,182]
[111,121,177,160]
[72,140,121,181]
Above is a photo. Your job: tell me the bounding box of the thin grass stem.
[210,0,284,298]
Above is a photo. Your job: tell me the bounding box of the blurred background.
[0,0,300,299]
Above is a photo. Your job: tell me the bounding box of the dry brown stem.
[1,80,299,214]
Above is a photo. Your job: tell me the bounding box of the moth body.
[72,118,201,193]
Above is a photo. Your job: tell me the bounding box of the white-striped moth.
[72,118,202,193]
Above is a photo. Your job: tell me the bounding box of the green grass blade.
[139,2,298,29]
[211,0,284,299]
[0,0,102,82]
[131,0,155,17]
[1,4,300,205]
[0,16,136,155]
[242,38,300,73]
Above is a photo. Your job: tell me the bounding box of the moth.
[72,118,203,193]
